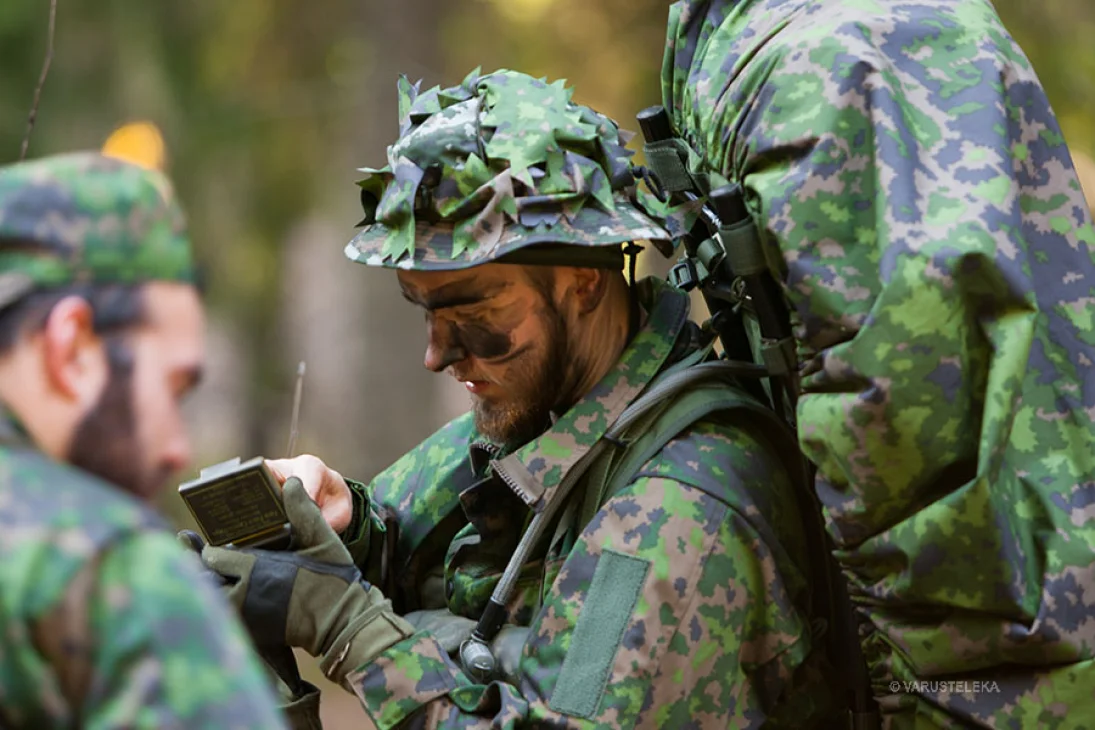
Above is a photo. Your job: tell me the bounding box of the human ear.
[570,267,609,315]
[41,296,108,407]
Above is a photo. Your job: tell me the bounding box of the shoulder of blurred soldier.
[0,442,287,729]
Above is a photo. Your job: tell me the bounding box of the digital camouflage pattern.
[661,0,1095,726]
[0,405,288,729]
[0,152,196,309]
[344,68,668,271]
[338,278,833,728]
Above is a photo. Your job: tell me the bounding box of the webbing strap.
[720,221,768,276]
[575,337,718,529]
[695,237,726,280]
[642,138,695,193]
[762,337,797,378]
[571,345,759,523]
[594,387,756,516]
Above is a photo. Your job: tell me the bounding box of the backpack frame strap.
[581,385,754,528]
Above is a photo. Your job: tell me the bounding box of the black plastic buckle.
[670,259,700,291]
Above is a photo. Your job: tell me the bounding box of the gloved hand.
[177,529,229,590]
[403,608,531,684]
[491,625,531,684]
[404,608,477,655]
[177,526,319,703]
[199,477,414,686]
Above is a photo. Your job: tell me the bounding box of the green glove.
[200,477,414,686]
[404,609,477,655]
[178,527,319,701]
[403,608,531,684]
[491,625,531,684]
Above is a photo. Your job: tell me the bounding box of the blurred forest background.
[3,1,1094,726]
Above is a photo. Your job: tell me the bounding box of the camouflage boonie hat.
[0,151,196,309]
[344,68,670,271]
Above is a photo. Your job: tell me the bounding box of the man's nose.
[423,320,466,373]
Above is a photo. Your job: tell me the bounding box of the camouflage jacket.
[339,277,833,729]
[661,1,1095,727]
[0,404,287,729]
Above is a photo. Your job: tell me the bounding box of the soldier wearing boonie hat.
[0,152,289,729]
[201,68,835,729]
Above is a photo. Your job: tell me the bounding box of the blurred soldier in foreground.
[200,69,838,727]
[0,153,287,729]
[649,0,1095,726]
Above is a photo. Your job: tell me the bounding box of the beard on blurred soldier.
[66,337,157,499]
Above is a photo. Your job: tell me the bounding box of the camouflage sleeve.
[340,478,379,566]
[341,421,827,729]
[342,477,401,589]
[47,530,288,729]
[663,0,1095,722]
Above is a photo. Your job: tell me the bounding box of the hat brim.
[0,272,36,311]
[344,197,670,271]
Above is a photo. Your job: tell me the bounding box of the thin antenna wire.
[286,361,306,458]
[20,0,58,161]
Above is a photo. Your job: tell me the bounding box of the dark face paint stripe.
[453,319,516,361]
[482,341,534,366]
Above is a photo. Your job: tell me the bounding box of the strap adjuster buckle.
[670,259,701,291]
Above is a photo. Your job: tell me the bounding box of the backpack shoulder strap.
[591,384,781,518]
[576,356,789,530]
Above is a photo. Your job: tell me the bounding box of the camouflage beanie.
[344,68,670,271]
[0,151,197,310]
